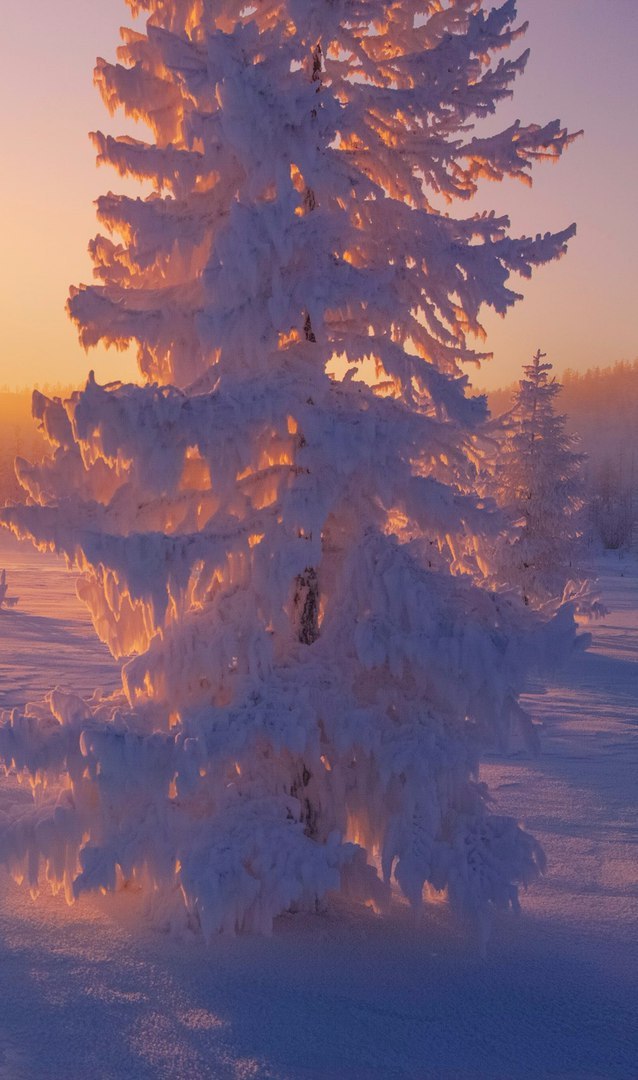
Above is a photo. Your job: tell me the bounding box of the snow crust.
[0,539,635,1079]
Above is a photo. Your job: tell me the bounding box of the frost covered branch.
[0,0,581,941]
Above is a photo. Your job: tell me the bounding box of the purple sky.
[1,0,636,390]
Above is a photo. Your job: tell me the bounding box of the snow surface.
[0,534,636,1079]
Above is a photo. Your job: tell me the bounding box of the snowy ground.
[0,533,636,1079]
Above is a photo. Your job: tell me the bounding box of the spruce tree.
[0,1,580,938]
[492,350,591,609]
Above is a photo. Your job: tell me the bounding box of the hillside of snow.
[0,533,636,1079]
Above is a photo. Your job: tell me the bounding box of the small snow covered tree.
[0,1,580,939]
[0,570,18,609]
[490,350,591,608]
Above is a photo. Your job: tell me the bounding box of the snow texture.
[0,535,635,1079]
[0,1,581,938]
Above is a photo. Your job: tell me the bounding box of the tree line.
[3,362,635,556]
[0,388,68,505]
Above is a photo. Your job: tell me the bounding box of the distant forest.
[1,362,636,549]
[0,386,69,505]
[489,360,638,549]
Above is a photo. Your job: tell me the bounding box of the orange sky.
[1,0,636,392]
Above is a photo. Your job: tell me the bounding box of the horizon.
[1,354,637,398]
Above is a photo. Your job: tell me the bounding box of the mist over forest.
[0,389,52,504]
[2,362,635,551]
[489,359,638,550]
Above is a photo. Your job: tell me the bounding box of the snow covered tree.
[490,350,592,609]
[0,1,581,940]
[0,570,18,609]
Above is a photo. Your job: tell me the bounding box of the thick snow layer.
[0,535,635,1079]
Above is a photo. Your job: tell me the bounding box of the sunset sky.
[1,0,636,392]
